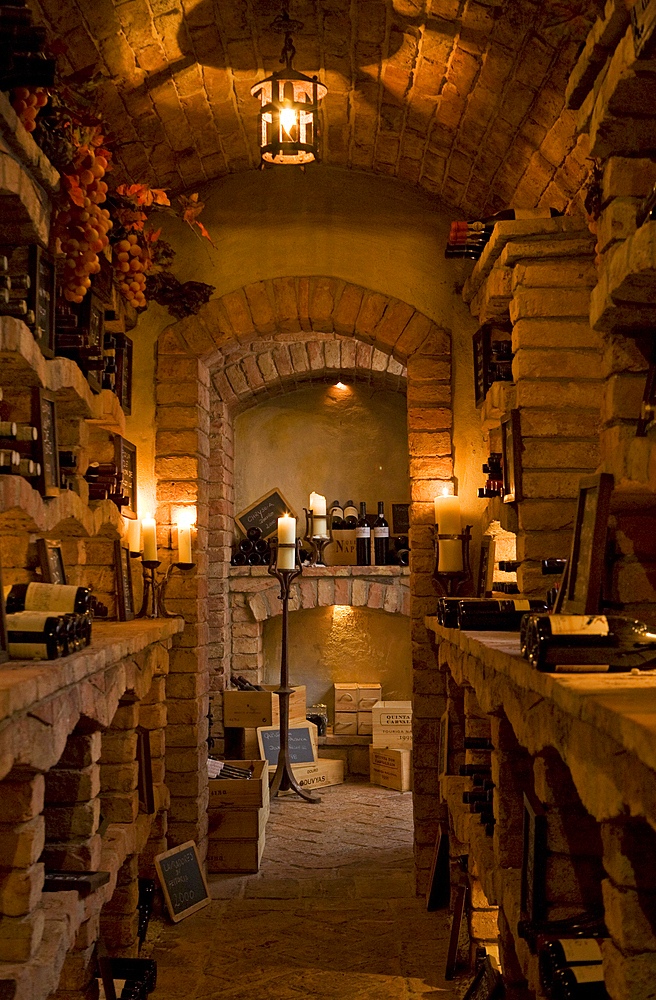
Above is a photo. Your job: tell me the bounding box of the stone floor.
[146,779,471,999]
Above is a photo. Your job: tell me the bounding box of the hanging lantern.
[251,13,327,166]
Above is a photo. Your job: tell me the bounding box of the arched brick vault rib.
[158,276,450,374]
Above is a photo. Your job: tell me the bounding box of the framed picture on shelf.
[31,387,60,498]
[561,473,614,615]
[391,503,410,536]
[476,536,496,597]
[36,538,66,585]
[114,542,135,622]
[136,725,155,814]
[113,435,137,519]
[425,823,450,912]
[521,790,547,930]
[500,409,522,504]
[235,488,295,540]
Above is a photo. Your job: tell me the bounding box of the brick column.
[156,336,210,856]
[406,330,452,894]
[0,772,45,965]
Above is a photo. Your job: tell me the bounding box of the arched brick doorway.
[155,276,452,886]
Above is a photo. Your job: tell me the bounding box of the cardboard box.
[206,832,266,873]
[208,760,269,810]
[334,683,358,712]
[334,712,359,736]
[357,711,373,735]
[292,758,344,790]
[223,685,307,728]
[369,746,412,792]
[357,684,382,710]
[372,700,413,748]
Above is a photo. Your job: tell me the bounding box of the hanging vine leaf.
[178,193,216,246]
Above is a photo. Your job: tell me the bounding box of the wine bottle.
[247,552,262,565]
[5,582,92,615]
[456,598,548,631]
[539,938,603,993]
[16,457,36,477]
[0,449,19,473]
[464,737,493,750]
[550,963,607,999]
[542,558,567,575]
[517,911,607,950]
[330,501,344,529]
[459,764,492,777]
[343,500,358,528]
[452,207,563,234]
[463,790,493,804]
[0,421,17,437]
[238,539,253,554]
[373,501,389,566]
[254,538,269,554]
[523,614,656,672]
[356,502,371,566]
[6,611,66,660]
[231,551,247,566]
[246,526,262,542]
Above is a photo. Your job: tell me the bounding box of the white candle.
[178,522,192,563]
[277,515,296,570]
[434,494,462,572]
[309,492,326,516]
[126,518,141,554]
[142,517,157,562]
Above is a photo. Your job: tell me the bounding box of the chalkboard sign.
[113,435,137,519]
[391,503,410,536]
[154,841,210,923]
[257,722,317,768]
[31,387,60,498]
[235,488,295,540]
[114,541,135,621]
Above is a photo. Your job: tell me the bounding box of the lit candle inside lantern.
[277,515,296,570]
[142,516,157,562]
[126,518,141,554]
[434,493,463,572]
[177,521,193,564]
[309,492,328,537]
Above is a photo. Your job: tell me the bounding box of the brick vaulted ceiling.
[28,0,602,217]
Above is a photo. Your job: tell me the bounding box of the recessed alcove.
[262,604,412,709]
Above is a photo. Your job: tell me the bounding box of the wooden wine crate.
[369,746,412,792]
[207,760,269,810]
[291,758,344,790]
[223,684,306,728]
[357,711,373,736]
[357,684,382,710]
[334,683,358,712]
[224,727,261,760]
[372,701,413,748]
[208,800,270,841]
[206,832,266,873]
[334,712,359,736]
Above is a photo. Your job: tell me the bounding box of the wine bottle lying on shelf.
[521,614,656,672]
[6,582,93,615]
[6,611,66,659]
[539,936,603,994]
[550,962,608,999]
[456,598,549,630]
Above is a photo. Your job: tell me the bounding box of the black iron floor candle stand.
[268,539,320,803]
[433,526,473,597]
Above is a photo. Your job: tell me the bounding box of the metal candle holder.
[303,507,333,567]
[136,559,195,619]
[267,538,320,803]
[433,525,473,597]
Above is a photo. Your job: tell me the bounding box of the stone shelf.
[230,564,410,578]
[425,618,656,818]
[590,220,656,332]
[0,478,122,537]
[462,218,595,305]
[0,618,183,732]
[479,380,516,436]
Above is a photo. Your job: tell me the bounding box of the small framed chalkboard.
[257,722,317,768]
[476,536,495,598]
[391,503,410,536]
[501,409,522,504]
[562,473,613,615]
[31,387,60,498]
[521,790,547,931]
[155,841,210,923]
[426,823,450,912]
[136,725,154,814]
[114,542,135,621]
[235,488,295,540]
[37,538,67,585]
[113,435,137,519]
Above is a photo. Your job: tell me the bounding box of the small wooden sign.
[114,542,135,621]
[36,538,66,585]
[31,387,60,497]
[113,435,137,519]
[426,823,450,911]
[136,725,154,813]
[235,488,295,540]
[391,503,410,536]
[521,790,547,931]
[257,722,317,769]
[154,841,210,923]
[501,409,522,504]
[477,536,495,598]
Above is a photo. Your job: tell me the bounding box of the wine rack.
[0,244,56,358]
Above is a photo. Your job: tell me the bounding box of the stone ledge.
[0,479,122,538]
[230,565,411,579]
[0,91,59,196]
[425,618,656,817]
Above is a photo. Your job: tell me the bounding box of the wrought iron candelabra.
[433,525,473,597]
[267,538,320,803]
[135,558,195,619]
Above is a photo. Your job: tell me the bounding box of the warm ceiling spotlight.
[250,10,327,166]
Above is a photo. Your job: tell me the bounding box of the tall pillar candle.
[434,495,463,572]
[309,492,328,537]
[142,517,158,562]
[277,516,296,570]
[177,522,192,563]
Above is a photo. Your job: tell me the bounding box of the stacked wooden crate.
[334,683,382,735]
[223,685,307,758]
[207,760,270,873]
[369,701,413,792]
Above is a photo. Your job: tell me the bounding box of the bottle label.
[569,964,604,984]
[6,612,54,629]
[511,600,531,611]
[374,527,389,538]
[549,615,609,636]
[7,642,49,659]
[559,939,603,964]
[25,583,78,613]
[355,527,370,538]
